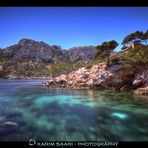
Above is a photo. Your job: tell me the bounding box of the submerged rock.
[0,121,18,127]
[111,112,128,119]
[41,82,50,87]
[120,85,130,92]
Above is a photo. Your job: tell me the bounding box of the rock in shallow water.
[134,85,148,95]
[111,112,128,119]
[0,121,18,127]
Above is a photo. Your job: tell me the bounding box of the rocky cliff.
[68,46,97,62]
[1,38,148,95]
[1,39,97,62]
[43,63,148,95]
[2,39,66,62]
[133,69,148,95]
[0,39,97,78]
[43,63,136,91]
[0,64,3,79]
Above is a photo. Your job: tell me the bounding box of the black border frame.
[0,0,148,147]
[0,0,148,6]
[0,141,148,147]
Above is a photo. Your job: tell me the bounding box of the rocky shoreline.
[0,76,50,80]
[41,63,148,95]
[132,70,148,95]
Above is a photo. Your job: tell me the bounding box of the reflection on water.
[0,80,148,141]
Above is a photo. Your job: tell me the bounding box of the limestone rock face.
[45,63,135,91]
[133,69,148,95]
[0,65,3,71]
[0,64,4,78]
[2,39,66,62]
[133,70,148,87]
[133,79,144,88]
[1,39,97,63]
[44,65,148,95]
[42,63,148,95]
[68,46,97,62]
[108,64,124,72]
[134,85,148,95]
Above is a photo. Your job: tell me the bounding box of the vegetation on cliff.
[0,58,86,78]
[0,39,95,78]
[113,46,148,69]
[0,30,148,81]
[95,40,118,66]
[87,30,148,70]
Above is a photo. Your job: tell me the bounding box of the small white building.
[122,41,143,50]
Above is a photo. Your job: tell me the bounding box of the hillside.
[1,38,148,95]
[0,39,97,78]
[43,45,148,95]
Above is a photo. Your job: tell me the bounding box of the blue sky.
[0,7,148,51]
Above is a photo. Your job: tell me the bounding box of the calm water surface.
[0,80,148,141]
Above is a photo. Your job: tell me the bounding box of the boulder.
[0,121,18,127]
[109,78,123,87]
[132,70,148,88]
[134,85,148,95]
[108,64,124,72]
[41,82,50,87]
[0,65,3,71]
[133,79,144,88]
[120,85,130,92]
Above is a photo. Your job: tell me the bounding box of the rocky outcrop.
[68,46,97,62]
[2,39,67,62]
[42,63,148,95]
[0,65,3,72]
[0,121,18,127]
[1,39,97,63]
[43,63,135,91]
[62,49,69,60]
[134,85,148,95]
[0,64,4,78]
[133,70,148,95]
[133,70,148,87]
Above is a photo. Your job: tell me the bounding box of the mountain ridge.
[0,38,97,78]
[1,38,97,62]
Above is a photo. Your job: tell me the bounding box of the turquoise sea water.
[0,80,148,141]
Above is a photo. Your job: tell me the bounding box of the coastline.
[1,63,148,96]
[41,63,148,96]
[0,76,51,80]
